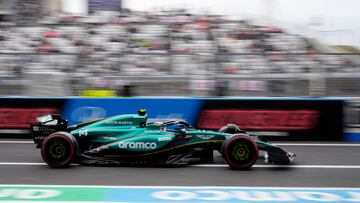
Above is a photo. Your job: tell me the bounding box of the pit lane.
[0,141,359,187]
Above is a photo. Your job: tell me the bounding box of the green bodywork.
[69,113,274,157]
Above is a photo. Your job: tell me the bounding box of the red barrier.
[197,109,320,131]
[0,108,58,128]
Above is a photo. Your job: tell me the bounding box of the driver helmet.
[138,109,147,116]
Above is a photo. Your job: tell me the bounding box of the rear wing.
[31,114,68,148]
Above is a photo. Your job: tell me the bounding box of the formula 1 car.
[31,109,295,169]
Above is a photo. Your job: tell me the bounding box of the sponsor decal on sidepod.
[158,137,172,142]
[118,142,157,150]
[197,135,215,140]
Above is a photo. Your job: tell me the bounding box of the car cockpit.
[160,120,194,134]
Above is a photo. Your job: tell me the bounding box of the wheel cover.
[48,141,67,159]
[225,138,258,168]
[232,143,250,161]
[44,139,71,164]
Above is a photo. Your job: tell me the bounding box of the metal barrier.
[0,52,359,96]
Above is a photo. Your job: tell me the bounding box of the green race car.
[31,109,295,169]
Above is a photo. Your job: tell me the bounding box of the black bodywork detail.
[79,141,217,166]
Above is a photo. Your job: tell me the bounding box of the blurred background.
[0,0,359,97]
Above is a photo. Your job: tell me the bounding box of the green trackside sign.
[1,185,360,202]
[0,186,106,201]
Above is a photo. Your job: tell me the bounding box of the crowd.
[0,10,357,95]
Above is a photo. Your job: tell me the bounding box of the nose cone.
[265,146,296,164]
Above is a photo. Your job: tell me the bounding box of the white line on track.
[0,141,33,144]
[0,162,360,169]
[192,164,360,169]
[0,162,79,166]
[1,141,360,146]
[0,184,360,190]
[273,143,360,146]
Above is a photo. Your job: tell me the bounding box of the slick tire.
[222,135,258,170]
[218,124,243,134]
[218,124,244,156]
[41,132,78,168]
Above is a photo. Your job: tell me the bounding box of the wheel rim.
[232,143,250,161]
[49,141,67,159]
[227,139,257,167]
[44,138,71,165]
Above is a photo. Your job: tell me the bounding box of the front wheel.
[41,132,78,168]
[218,124,244,155]
[222,135,259,170]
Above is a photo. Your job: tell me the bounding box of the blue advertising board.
[105,187,360,202]
[62,98,204,126]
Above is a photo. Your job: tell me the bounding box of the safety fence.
[0,52,360,97]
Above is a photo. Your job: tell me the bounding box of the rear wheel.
[223,135,258,170]
[41,132,78,168]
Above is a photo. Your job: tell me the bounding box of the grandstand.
[0,10,359,97]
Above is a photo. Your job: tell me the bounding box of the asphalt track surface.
[0,141,360,187]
